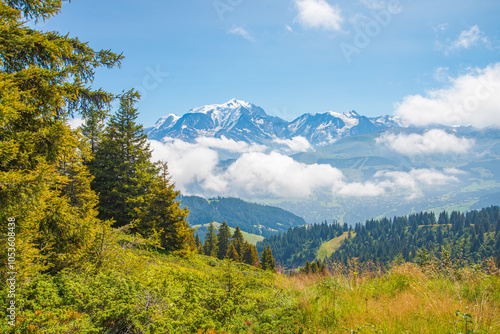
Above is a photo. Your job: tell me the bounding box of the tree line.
[197,222,276,272]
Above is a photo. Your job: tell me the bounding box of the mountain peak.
[189,99,255,115]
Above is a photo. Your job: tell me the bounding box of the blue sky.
[36,0,500,126]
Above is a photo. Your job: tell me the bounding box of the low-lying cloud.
[377,129,475,156]
[150,138,463,200]
[395,63,500,128]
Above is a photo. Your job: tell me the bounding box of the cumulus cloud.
[228,26,255,42]
[150,138,463,200]
[395,63,500,128]
[272,136,313,153]
[377,130,475,156]
[195,136,266,153]
[294,0,344,31]
[373,169,461,199]
[224,151,344,197]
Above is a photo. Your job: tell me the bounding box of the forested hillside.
[180,196,306,237]
[257,207,500,269]
[331,206,500,266]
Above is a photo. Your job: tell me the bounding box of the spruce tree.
[217,222,231,260]
[302,260,311,274]
[204,222,218,257]
[0,0,122,280]
[90,89,158,226]
[242,241,259,266]
[232,225,245,255]
[226,243,239,262]
[260,245,276,272]
[136,162,194,254]
[195,234,204,254]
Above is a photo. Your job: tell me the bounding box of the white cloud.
[285,25,294,33]
[68,117,84,130]
[272,136,313,153]
[228,26,255,42]
[450,25,489,51]
[377,130,475,156]
[149,139,226,193]
[294,0,344,31]
[395,63,500,128]
[150,138,463,200]
[195,136,266,153]
[433,66,449,82]
[224,151,344,198]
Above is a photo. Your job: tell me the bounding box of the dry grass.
[276,261,500,333]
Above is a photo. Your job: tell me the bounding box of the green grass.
[316,232,355,261]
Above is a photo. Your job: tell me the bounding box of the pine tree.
[0,0,122,280]
[89,89,158,227]
[80,106,107,154]
[242,242,259,266]
[204,222,218,257]
[232,225,245,255]
[302,260,311,274]
[226,243,239,262]
[136,162,194,254]
[217,222,231,260]
[195,234,204,254]
[260,245,276,272]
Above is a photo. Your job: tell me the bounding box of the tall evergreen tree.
[232,225,245,255]
[89,89,158,226]
[226,243,239,262]
[217,222,231,260]
[136,162,194,253]
[260,245,276,272]
[0,0,122,280]
[204,222,218,257]
[195,234,204,254]
[80,106,107,154]
[242,241,259,266]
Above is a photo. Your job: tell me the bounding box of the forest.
[257,207,500,270]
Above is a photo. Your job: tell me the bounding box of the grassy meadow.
[2,231,499,333]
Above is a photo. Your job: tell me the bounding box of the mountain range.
[146,98,399,146]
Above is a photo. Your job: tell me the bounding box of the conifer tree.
[89,89,158,226]
[242,241,259,266]
[302,260,311,274]
[195,234,204,254]
[226,243,239,262]
[0,0,122,280]
[260,245,276,272]
[232,225,245,255]
[311,261,318,274]
[217,222,231,260]
[136,162,194,254]
[204,222,218,257]
[80,106,107,154]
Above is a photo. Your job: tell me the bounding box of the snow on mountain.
[145,99,399,146]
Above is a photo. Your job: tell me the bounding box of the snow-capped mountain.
[146,99,399,146]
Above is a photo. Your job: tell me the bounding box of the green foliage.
[0,0,120,281]
[216,222,231,260]
[89,89,158,227]
[260,245,276,272]
[204,222,218,257]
